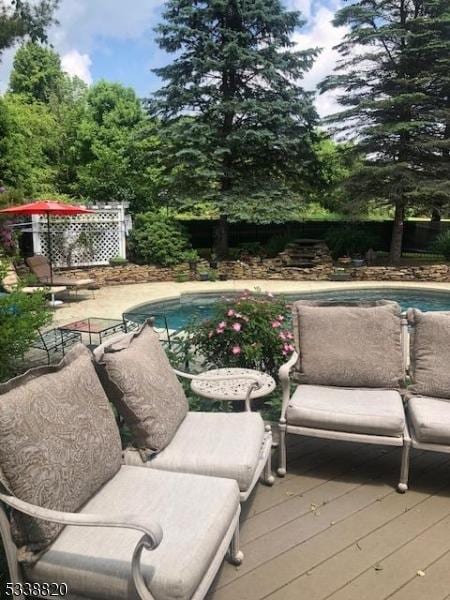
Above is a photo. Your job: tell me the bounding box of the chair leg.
[228,522,244,565]
[397,440,411,493]
[262,427,275,486]
[277,423,287,477]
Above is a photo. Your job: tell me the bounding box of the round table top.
[190,367,276,401]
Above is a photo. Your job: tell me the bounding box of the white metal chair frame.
[277,313,412,493]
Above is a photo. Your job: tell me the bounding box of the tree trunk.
[213,214,228,259]
[389,202,404,264]
[431,208,441,222]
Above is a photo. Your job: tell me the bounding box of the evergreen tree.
[0,0,58,58]
[321,0,450,263]
[151,0,319,257]
[9,41,64,103]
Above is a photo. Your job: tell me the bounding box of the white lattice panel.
[32,203,128,267]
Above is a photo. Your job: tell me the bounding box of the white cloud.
[61,49,92,84]
[293,4,348,118]
[0,46,16,93]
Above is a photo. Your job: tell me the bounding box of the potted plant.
[208,269,219,281]
[198,271,209,281]
[352,255,365,267]
[183,249,200,271]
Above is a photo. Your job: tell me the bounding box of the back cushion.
[26,256,50,281]
[94,323,188,454]
[407,308,450,399]
[0,344,122,554]
[292,300,404,388]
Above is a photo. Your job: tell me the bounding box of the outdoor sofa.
[93,321,274,502]
[0,343,244,600]
[277,300,412,492]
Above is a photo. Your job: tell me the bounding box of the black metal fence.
[183,219,450,253]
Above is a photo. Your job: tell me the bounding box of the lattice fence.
[32,203,128,267]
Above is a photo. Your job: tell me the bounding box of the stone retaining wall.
[63,259,450,286]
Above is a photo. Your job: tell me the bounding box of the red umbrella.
[0,200,95,284]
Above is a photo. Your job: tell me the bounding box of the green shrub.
[0,287,52,381]
[109,256,128,266]
[432,231,450,260]
[325,226,380,259]
[265,234,294,257]
[186,291,294,378]
[129,213,193,266]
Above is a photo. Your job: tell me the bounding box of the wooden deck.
[209,436,450,600]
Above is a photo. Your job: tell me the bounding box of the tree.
[73,81,162,208]
[0,0,58,58]
[9,41,64,102]
[321,0,450,263]
[151,0,319,257]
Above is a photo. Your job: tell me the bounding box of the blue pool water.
[127,288,450,332]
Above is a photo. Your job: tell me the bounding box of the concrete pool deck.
[51,279,450,326]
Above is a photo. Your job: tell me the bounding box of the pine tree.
[151,0,319,256]
[321,0,450,263]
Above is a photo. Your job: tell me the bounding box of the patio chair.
[30,327,81,364]
[26,255,96,292]
[0,344,243,600]
[278,300,411,492]
[93,322,274,502]
[402,309,450,488]
[1,262,66,298]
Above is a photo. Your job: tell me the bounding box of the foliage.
[320,0,450,264]
[0,275,52,382]
[325,226,381,259]
[9,42,64,102]
[0,0,58,58]
[73,81,163,210]
[432,231,450,261]
[129,212,193,266]
[186,291,294,378]
[150,0,320,255]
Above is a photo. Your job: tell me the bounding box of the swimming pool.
[126,288,450,332]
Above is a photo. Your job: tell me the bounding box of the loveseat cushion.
[0,344,122,553]
[26,466,240,600]
[94,323,188,454]
[123,411,266,492]
[292,300,404,388]
[286,384,405,437]
[408,395,450,445]
[407,308,450,399]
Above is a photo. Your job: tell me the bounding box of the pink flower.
[286,331,294,340]
[235,312,242,318]
[277,315,285,321]
[271,320,281,328]
[208,331,214,338]
[227,309,235,317]
[231,345,241,355]
[282,350,288,356]
[216,327,224,334]
[283,343,295,353]
[279,332,286,341]
[232,322,242,332]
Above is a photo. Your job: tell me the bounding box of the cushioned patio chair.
[93,322,274,502]
[403,309,450,488]
[277,300,411,492]
[0,344,243,600]
[26,255,96,291]
[1,262,66,298]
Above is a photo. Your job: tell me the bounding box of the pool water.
[128,288,450,332]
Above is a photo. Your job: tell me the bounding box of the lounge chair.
[26,255,96,291]
[0,344,243,600]
[1,262,66,297]
[93,322,274,502]
[277,300,411,492]
[403,309,450,487]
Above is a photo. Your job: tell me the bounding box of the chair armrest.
[278,351,299,422]
[0,492,162,600]
[174,369,261,411]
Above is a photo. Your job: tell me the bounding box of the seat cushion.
[94,323,188,454]
[26,466,240,600]
[123,411,266,492]
[408,395,450,445]
[0,344,122,553]
[291,300,404,388]
[407,309,450,399]
[286,385,405,437]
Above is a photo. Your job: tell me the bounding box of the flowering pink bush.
[187,290,294,377]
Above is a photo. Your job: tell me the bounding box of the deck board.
[208,440,450,600]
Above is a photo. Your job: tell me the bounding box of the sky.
[0,0,348,118]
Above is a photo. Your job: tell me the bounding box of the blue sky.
[0,0,347,116]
